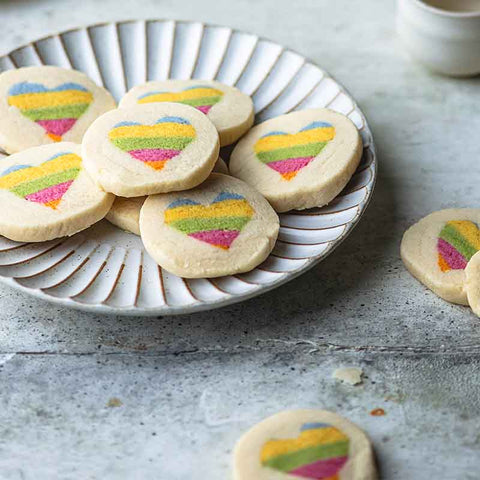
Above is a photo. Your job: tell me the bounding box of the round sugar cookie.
[0,142,114,242]
[464,251,480,316]
[81,103,220,197]
[119,80,254,146]
[106,157,229,235]
[401,209,480,305]
[229,109,363,212]
[233,409,377,480]
[139,173,279,278]
[0,66,116,154]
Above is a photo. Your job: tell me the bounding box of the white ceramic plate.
[0,20,376,316]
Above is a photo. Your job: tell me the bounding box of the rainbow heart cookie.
[437,220,480,272]
[261,422,349,479]
[82,103,219,197]
[8,82,93,142]
[140,174,278,277]
[401,209,480,305]
[137,85,224,115]
[254,121,336,181]
[108,116,196,171]
[0,151,81,209]
[119,80,254,147]
[164,191,254,249]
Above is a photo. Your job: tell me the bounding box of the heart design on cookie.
[109,116,196,171]
[137,85,224,115]
[437,220,480,272]
[260,422,349,479]
[0,152,82,209]
[8,82,93,142]
[164,191,254,249]
[254,121,336,181]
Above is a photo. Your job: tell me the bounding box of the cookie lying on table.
[234,409,377,480]
[401,208,480,305]
[465,251,480,317]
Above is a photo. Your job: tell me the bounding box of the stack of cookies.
[0,66,362,278]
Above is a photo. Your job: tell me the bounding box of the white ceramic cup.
[397,0,480,76]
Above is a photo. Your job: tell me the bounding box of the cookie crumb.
[107,397,123,408]
[333,367,363,385]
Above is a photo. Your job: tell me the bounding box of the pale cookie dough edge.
[0,192,114,242]
[217,105,255,147]
[465,251,480,316]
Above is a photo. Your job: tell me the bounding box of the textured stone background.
[1,0,480,478]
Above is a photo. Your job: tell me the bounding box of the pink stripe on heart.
[267,156,315,175]
[36,118,77,137]
[25,180,74,204]
[437,238,468,270]
[196,105,212,115]
[289,455,348,478]
[189,230,240,249]
[128,149,181,162]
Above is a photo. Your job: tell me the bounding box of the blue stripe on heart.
[8,82,89,96]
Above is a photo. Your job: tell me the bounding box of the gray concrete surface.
[1,0,480,478]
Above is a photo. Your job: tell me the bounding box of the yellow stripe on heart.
[447,220,480,250]
[164,199,254,223]
[261,427,348,464]
[108,122,196,139]
[7,90,94,110]
[137,87,222,104]
[255,126,336,153]
[0,153,81,189]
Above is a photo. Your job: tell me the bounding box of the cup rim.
[413,0,480,18]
